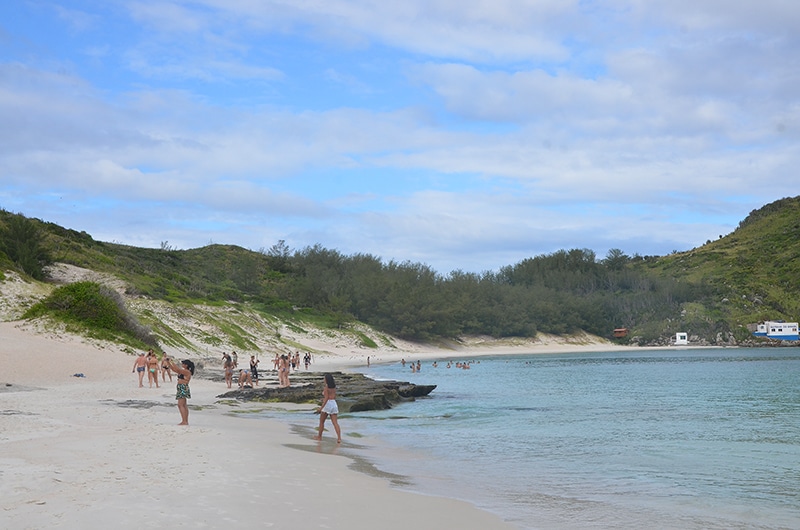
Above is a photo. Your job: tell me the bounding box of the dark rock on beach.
[216,372,436,413]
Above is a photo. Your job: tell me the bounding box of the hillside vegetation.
[1,196,798,350]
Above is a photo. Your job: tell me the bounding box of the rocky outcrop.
[216,372,436,412]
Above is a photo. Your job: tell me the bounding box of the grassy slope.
[640,196,800,338]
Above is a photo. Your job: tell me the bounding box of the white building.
[753,321,799,341]
[674,332,688,346]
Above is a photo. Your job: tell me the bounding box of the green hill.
[1,196,799,348]
[639,196,800,342]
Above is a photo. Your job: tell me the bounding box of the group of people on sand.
[219,351,314,389]
[222,351,261,389]
[130,348,341,437]
[131,349,175,388]
[132,349,195,425]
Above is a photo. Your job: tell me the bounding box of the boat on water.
[752,321,799,340]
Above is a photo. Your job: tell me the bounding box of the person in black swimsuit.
[250,355,259,386]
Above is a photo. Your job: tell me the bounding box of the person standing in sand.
[315,373,342,443]
[132,352,147,387]
[250,355,259,386]
[160,354,173,383]
[281,354,289,386]
[223,353,234,388]
[166,358,195,425]
[146,350,160,388]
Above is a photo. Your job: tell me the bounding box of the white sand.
[0,322,518,529]
[0,318,641,529]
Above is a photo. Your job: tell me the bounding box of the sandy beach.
[0,318,632,529]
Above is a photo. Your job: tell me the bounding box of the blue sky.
[1,1,798,274]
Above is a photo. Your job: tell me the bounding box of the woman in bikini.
[146,350,160,388]
[160,354,172,383]
[315,373,342,443]
[223,353,233,389]
[279,354,290,387]
[166,357,195,426]
[250,355,259,386]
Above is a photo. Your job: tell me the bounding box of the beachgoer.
[166,358,195,425]
[315,373,342,443]
[132,352,147,387]
[223,353,233,388]
[238,368,252,388]
[146,350,160,388]
[279,354,290,387]
[250,355,259,386]
[161,354,173,382]
[232,351,238,369]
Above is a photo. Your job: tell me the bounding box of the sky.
[1,1,799,275]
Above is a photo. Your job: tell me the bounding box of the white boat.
[752,321,799,340]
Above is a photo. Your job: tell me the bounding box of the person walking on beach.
[166,357,195,426]
[132,352,147,387]
[315,373,342,443]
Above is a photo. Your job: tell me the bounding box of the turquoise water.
[338,348,800,529]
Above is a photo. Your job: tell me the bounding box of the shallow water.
[266,348,800,529]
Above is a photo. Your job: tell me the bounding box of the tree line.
[270,244,703,341]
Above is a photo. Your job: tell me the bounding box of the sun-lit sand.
[0,316,635,529]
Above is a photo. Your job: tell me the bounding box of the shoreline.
[0,319,681,528]
[0,321,554,529]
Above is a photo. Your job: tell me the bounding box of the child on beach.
[166,357,195,426]
[315,373,342,443]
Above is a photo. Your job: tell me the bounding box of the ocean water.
[262,348,800,529]
[344,348,800,529]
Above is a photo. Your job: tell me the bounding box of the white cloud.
[127,1,211,33]
[2,0,799,272]
[129,0,575,62]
